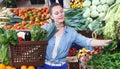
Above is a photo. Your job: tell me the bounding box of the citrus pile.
[0,64,16,69]
[21,65,35,69]
[0,64,35,69]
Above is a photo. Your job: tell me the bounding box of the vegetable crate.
[9,41,48,68]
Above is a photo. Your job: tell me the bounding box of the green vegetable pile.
[65,8,91,31]
[79,0,117,33]
[82,0,116,20]
[87,40,120,69]
[103,1,120,40]
[0,28,18,65]
[30,25,47,41]
[87,2,120,68]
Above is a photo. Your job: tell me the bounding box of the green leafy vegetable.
[30,25,47,41]
[0,28,18,65]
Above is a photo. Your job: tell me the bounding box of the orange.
[28,66,35,69]
[0,64,6,69]
[21,65,27,69]
[6,65,12,69]
[11,67,16,69]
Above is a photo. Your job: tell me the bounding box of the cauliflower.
[83,0,91,7]
[87,17,93,22]
[82,8,91,18]
[116,0,120,3]
[99,12,106,19]
[90,10,99,18]
[100,0,107,4]
[102,4,109,12]
[90,5,97,11]
[106,0,115,5]
[92,0,100,5]
[97,5,103,12]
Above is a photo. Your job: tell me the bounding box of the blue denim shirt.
[42,23,93,63]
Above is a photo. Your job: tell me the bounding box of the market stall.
[0,0,120,69]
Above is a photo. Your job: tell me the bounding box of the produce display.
[30,25,47,41]
[0,63,35,69]
[82,0,115,19]
[4,20,48,30]
[67,0,117,35]
[87,40,120,69]
[0,7,14,28]
[0,7,14,17]
[0,7,50,66]
[0,8,49,65]
[66,0,120,68]
[103,1,120,40]
[0,0,120,68]
[0,28,18,65]
[86,1,120,69]
[0,7,50,31]
[0,25,48,66]
[10,8,49,21]
[65,8,90,31]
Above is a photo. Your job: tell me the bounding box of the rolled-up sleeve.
[41,23,53,31]
[74,32,93,50]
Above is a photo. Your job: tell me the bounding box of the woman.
[38,3,111,69]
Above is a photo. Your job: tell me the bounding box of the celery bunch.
[103,2,120,40]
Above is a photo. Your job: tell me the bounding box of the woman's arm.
[89,39,112,47]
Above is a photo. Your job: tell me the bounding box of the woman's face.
[51,5,65,23]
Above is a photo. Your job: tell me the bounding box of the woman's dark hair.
[49,3,66,25]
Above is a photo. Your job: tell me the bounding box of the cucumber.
[104,40,118,51]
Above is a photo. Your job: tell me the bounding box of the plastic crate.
[9,41,47,68]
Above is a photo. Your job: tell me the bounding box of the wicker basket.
[9,41,48,68]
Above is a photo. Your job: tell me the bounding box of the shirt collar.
[64,26,68,33]
[51,22,68,33]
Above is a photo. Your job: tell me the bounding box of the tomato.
[15,12,19,16]
[18,37,24,41]
[68,48,77,56]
